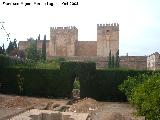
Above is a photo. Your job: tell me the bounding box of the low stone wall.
[120,56,147,70]
[50,56,147,70]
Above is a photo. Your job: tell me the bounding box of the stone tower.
[97,23,119,57]
[49,26,78,57]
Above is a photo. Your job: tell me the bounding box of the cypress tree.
[35,34,40,61]
[38,34,40,41]
[111,55,115,68]
[42,35,46,61]
[108,50,112,68]
[2,44,5,55]
[0,46,3,54]
[115,49,119,68]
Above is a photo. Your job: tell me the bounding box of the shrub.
[119,73,151,97]
[129,73,160,120]
[35,61,59,69]
[0,54,35,68]
[119,72,160,120]
[73,79,80,89]
[51,57,66,64]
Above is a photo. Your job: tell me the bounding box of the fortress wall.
[18,40,50,55]
[18,41,29,50]
[76,41,97,56]
[120,56,147,70]
[49,56,147,70]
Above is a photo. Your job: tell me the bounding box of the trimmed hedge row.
[0,68,73,97]
[79,69,152,101]
[0,61,156,101]
[60,62,153,101]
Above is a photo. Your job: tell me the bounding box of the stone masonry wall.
[50,56,147,70]
[49,26,78,57]
[76,41,97,56]
[18,40,50,55]
[120,56,147,70]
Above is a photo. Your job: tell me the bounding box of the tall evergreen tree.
[115,49,119,68]
[0,44,5,55]
[36,34,40,61]
[2,44,5,54]
[38,34,40,40]
[13,39,17,49]
[0,46,3,54]
[108,50,112,68]
[111,55,115,68]
[35,38,38,61]
[42,35,46,61]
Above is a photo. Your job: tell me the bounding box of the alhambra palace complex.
[18,23,160,70]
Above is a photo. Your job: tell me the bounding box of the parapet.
[97,23,119,31]
[50,26,78,32]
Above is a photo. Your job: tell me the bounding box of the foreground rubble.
[0,94,145,120]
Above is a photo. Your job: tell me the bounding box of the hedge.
[60,62,96,99]
[81,69,152,101]
[0,68,73,97]
[0,61,156,101]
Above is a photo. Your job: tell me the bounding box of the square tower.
[97,23,119,57]
[49,26,78,57]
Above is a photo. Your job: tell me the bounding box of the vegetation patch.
[119,72,160,120]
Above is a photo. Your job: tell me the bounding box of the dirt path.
[89,102,145,120]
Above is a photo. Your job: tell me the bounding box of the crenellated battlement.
[50,26,78,31]
[97,23,119,31]
[97,23,119,27]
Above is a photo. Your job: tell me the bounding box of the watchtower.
[97,23,119,57]
[49,26,78,57]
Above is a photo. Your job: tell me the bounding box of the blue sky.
[0,0,160,56]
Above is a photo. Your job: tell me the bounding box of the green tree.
[2,44,5,55]
[26,38,41,61]
[115,49,119,68]
[42,35,46,61]
[0,46,3,54]
[108,50,112,68]
[6,39,18,56]
[111,55,115,68]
